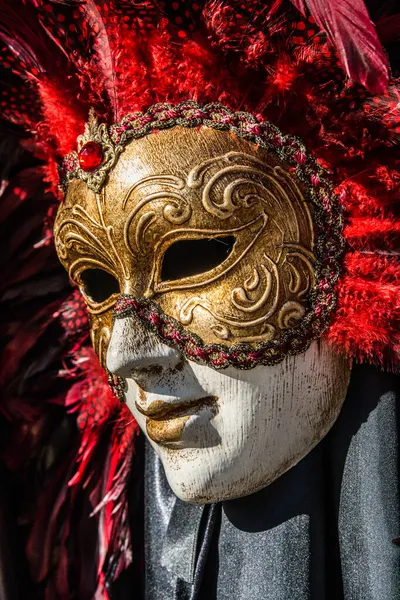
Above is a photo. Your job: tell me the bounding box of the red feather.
[290,0,389,94]
[0,1,50,76]
[74,0,119,120]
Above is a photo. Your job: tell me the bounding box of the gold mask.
[54,103,343,371]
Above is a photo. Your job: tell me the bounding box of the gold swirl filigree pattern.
[55,120,342,369]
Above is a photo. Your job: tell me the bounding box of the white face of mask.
[107,314,351,503]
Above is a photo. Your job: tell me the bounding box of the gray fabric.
[144,366,400,600]
[161,497,204,583]
[216,513,310,600]
[144,450,176,600]
[339,391,399,600]
[189,504,221,600]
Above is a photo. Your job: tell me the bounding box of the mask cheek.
[163,342,350,502]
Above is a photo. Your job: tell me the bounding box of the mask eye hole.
[80,268,120,304]
[161,236,235,282]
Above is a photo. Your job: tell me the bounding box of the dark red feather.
[290,0,389,94]
[74,0,119,120]
[0,1,49,76]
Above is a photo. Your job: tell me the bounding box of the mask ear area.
[80,268,120,304]
[160,236,235,282]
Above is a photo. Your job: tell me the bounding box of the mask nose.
[106,314,182,378]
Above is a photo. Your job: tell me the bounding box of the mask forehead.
[55,123,341,370]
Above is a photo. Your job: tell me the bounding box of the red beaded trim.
[61,101,344,369]
[112,278,335,370]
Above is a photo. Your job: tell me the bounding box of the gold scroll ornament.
[54,126,315,367]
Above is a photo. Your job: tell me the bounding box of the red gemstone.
[78,141,103,172]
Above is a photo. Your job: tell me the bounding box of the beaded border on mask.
[61,101,344,370]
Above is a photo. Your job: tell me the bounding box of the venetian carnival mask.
[54,103,351,503]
